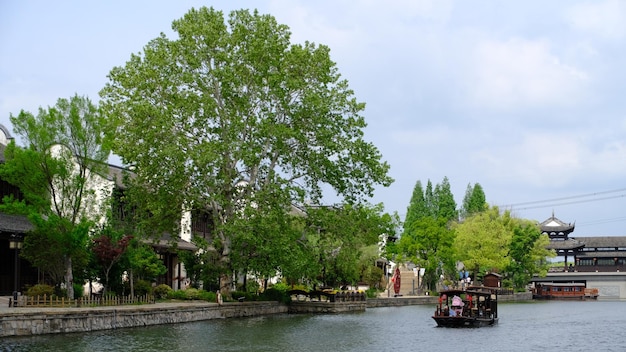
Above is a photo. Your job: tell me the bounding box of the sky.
[1,0,626,236]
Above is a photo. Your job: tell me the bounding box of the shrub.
[153,284,172,299]
[260,287,290,303]
[184,288,200,300]
[271,282,290,292]
[198,290,217,302]
[134,280,152,297]
[26,284,54,297]
[231,290,256,302]
[365,288,379,299]
[73,283,85,299]
[167,290,187,300]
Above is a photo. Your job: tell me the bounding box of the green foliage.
[21,214,91,289]
[398,217,455,290]
[453,206,512,276]
[365,288,379,299]
[398,177,458,289]
[453,206,554,290]
[361,265,384,289]
[402,181,427,236]
[100,6,393,292]
[506,221,554,290]
[289,203,396,288]
[153,284,173,299]
[127,244,167,282]
[198,290,217,302]
[434,177,458,222]
[73,283,85,298]
[460,183,487,219]
[134,279,153,296]
[25,284,55,297]
[183,288,201,300]
[167,290,187,300]
[260,287,290,303]
[6,94,110,299]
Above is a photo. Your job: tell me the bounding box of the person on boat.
[451,295,464,316]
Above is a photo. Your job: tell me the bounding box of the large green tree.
[100,7,392,292]
[397,177,458,289]
[506,220,553,290]
[295,203,396,288]
[453,206,512,278]
[453,206,553,288]
[397,216,455,290]
[5,94,110,298]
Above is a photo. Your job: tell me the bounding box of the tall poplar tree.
[460,182,487,219]
[100,7,393,292]
[402,180,427,236]
[434,176,457,222]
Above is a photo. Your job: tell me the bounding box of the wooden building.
[542,212,626,273]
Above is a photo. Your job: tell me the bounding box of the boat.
[432,288,498,328]
[532,282,599,300]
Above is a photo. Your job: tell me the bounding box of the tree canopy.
[100,7,393,292]
[3,94,110,298]
[460,182,487,219]
[453,206,554,289]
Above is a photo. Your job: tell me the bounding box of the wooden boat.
[432,288,498,328]
[532,283,599,300]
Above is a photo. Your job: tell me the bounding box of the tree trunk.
[65,256,74,299]
[130,269,134,297]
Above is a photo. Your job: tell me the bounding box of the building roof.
[546,238,585,250]
[572,236,626,249]
[575,251,626,259]
[540,212,575,235]
[147,233,198,252]
[0,212,34,233]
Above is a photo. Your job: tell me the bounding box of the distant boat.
[432,288,498,328]
[532,283,599,300]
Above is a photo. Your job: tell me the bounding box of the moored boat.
[532,282,599,300]
[432,288,498,328]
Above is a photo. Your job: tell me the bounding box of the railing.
[550,265,626,273]
[10,294,155,308]
[288,290,366,303]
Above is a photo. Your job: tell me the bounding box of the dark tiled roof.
[572,236,626,248]
[540,213,575,234]
[146,233,198,252]
[546,238,585,250]
[0,212,33,233]
[576,251,626,258]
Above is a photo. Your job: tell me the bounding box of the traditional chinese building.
[542,212,626,272]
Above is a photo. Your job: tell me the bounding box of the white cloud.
[463,38,588,110]
[565,0,626,39]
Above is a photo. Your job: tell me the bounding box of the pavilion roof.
[540,212,575,235]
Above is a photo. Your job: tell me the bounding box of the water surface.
[2,300,624,352]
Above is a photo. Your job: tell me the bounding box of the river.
[2,300,625,352]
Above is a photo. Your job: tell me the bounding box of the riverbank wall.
[0,301,287,337]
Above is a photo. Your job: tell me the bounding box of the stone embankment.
[0,301,286,337]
